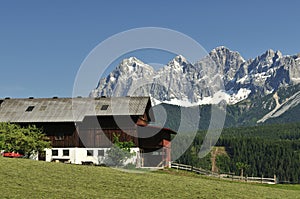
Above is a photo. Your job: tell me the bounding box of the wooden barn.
[0,96,175,167]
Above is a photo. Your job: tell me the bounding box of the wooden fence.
[170,162,276,184]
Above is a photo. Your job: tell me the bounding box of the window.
[87,150,94,156]
[101,105,109,110]
[63,150,69,156]
[55,136,64,141]
[95,104,109,110]
[25,106,35,112]
[54,133,64,141]
[52,150,58,156]
[98,150,104,156]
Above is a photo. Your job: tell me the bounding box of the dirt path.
[211,147,228,173]
[211,147,218,173]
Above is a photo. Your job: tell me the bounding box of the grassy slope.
[0,157,299,199]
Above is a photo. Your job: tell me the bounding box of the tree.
[236,162,249,178]
[104,133,135,167]
[0,123,51,158]
[216,155,231,173]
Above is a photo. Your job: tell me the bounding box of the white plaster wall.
[45,147,140,166]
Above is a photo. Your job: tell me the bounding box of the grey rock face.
[91,46,300,106]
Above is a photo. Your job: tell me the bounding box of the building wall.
[78,128,138,148]
[23,117,174,168]
[30,122,82,148]
[34,119,139,148]
[45,147,140,166]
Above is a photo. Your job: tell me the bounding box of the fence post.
[261,174,263,184]
[274,174,276,184]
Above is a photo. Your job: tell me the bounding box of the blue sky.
[0,0,299,98]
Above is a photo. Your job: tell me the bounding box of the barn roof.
[0,97,152,123]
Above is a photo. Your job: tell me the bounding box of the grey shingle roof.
[0,97,151,123]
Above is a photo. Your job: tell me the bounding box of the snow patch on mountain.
[228,88,251,104]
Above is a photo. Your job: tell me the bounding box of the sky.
[0,0,300,98]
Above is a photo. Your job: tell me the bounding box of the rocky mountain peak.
[121,57,145,66]
[115,57,155,76]
[208,46,246,84]
[260,49,282,62]
[211,46,243,59]
[212,45,230,52]
[275,50,283,58]
[164,55,188,71]
[92,46,300,106]
[174,55,187,64]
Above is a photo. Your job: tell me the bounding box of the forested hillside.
[175,123,300,183]
[152,85,300,130]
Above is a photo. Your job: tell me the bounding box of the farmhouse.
[0,96,175,167]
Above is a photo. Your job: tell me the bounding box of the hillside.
[0,157,300,198]
[176,123,300,183]
[150,84,300,130]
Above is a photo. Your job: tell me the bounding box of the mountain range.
[91,46,300,126]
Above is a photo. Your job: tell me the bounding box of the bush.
[104,133,135,167]
[0,123,51,158]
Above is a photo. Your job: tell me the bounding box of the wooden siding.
[20,116,174,163]
[77,128,138,148]
[26,123,83,148]
[137,126,172,149]
[77,116,139,147]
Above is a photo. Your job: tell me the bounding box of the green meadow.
[0,157,299,199]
